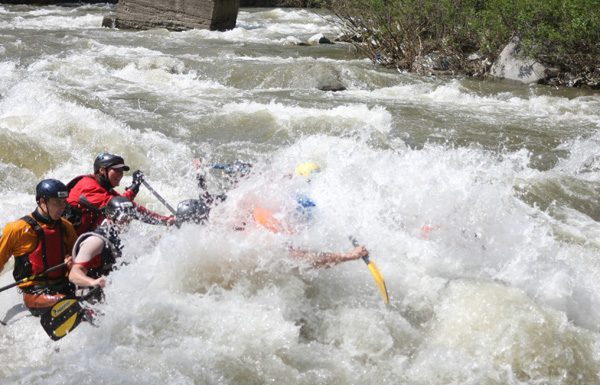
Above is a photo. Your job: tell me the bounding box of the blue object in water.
[295,193,316,223]
[296,194,316,209]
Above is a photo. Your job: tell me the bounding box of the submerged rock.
[101,15,116,28]
[307,33,332,45]
[318,83,346,92]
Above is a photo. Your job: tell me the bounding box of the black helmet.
[35,179,68,202]
[103,196,136,221]
[94,152,130,174]
[175,199,210,227]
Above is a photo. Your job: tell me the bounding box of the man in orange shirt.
[0,179,77,315]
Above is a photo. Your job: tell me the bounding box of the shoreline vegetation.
[279,0,600,89]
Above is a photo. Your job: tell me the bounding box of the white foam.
[0,13,102,30]
[0,60,16,88]
[219,101,392,135]
[180,9,340,45]
[555,131,600,181]
[345,80,600,128]
[408,279,600,384]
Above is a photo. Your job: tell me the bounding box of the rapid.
[1,3,600,385]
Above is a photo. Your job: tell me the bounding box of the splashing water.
[1,4,600,385]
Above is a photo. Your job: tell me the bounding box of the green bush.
[322,0,600,73]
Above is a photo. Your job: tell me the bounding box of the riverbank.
[324,0,600,89]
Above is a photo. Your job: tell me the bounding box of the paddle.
[350,237,389,304]
[141,180,176,215]
[0,262,67,294]
[40,285,101,341]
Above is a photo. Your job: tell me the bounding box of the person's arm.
[0,220,36,273]
[69,264,105,288]
[122,188,137,201]
[134,204,175,226]
[289,245,369,268]
[70,235,107,287]
[0,223,17,273]
[193,159,218,206]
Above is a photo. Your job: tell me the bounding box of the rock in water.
[490,37,547,84]
[114,0,240,31]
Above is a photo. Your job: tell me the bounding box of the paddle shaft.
[78,285,103,301]
[349,236,390,304]
[0,262,67,293]
[141,180,176,215]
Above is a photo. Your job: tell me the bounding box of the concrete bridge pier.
[112,0,240,31]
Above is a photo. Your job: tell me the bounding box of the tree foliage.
[321,0,600,73]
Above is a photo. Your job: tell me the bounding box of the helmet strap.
[33,205,54,225]
[38,197,48,213]
[97,169,114,192]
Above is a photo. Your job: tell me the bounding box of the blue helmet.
[35,179,68,202]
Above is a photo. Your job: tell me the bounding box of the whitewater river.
[1,3,600,385]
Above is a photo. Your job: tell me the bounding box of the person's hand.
[347,245,369,261]
[165,215,176,226]
[92,277,106,288]
[127,170,145,194]
[132,170,145,185]
[192,158,202,170]
[64,255,73,270]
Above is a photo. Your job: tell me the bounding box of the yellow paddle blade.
[54,312,80,338]
[40,298,86,341]
[50,299,78,318]
[366,260,390,304]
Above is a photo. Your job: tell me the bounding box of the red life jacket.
[13,216,67,281]
[66,175,118,235]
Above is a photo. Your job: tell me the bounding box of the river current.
[1,4,600,385]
